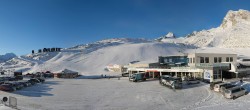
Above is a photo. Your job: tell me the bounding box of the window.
[226,57,229,62]
[169,58,172,62]
[193,58,195,63]
[218,57,222,63]
[205,57,209,63]
[200,57,204,63]
[190,58,192,63]
[230,57,233,62]
[214,57,218,63]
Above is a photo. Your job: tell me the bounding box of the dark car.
[186,79,200,85]
[18,81,31,87]
[36,77,45,83]
[29,78,40,84]
[15,75,23,80]
[4,77,17,81]
[0,84,16,92]
[5,82,24,90]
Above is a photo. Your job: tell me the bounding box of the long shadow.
[181,82,208,90]
[12,80,60,97]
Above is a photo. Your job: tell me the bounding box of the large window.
[226,57,229,62]
[205,57,209,63]
[218,57,222,63]
[200,57,204,63]
[214,57,218,63]
[230,57,233,62]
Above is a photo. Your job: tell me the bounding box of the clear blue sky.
[0,0,250,55]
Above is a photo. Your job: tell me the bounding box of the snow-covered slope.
[0,38,194,75]
[184,9,250,48]
[29,42,193,74]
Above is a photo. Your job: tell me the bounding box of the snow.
[0,104,15,110]
[0,78,249,110]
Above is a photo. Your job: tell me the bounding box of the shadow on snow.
[12,80,61,97]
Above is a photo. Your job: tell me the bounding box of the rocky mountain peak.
[221,9,250,29]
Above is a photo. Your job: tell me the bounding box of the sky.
[0,0,250,55]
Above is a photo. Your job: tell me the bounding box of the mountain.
[2,9,250,75]
[155,32,176,42]
[0,53,17,63]
[184,9,250,48]
[0,38,194,74]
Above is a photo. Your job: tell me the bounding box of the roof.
[61,69,78,74]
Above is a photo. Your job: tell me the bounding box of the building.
[126,52,248,82]
[187,53,237,82]
[56,69,79,78]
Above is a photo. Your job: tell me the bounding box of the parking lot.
[0,77,250,110]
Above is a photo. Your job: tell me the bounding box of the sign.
[146,70,159,72]
[204,70,211,80]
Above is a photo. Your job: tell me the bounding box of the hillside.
[0,38,194,75]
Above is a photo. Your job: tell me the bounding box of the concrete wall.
[188,53,237,67]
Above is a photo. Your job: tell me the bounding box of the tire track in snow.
[181,85,214,110]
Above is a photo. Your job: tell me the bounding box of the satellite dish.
[2,97,8,102]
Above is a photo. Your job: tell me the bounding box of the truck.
[159,75,182,89]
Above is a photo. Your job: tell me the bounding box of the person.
[240,78,243,83]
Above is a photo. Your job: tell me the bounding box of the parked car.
[29,78,40,84]
[210,81,223,90]
[121,72,129,77]
[17,81,31,87]
[186,79,200,85]
[4,77,17,81]
[129,72,148,82]
[4,82,24,90]
[224,86,248,100]
[159,75,182,89]
[214,83,230,92]
[36,77,45,83]
[0,84,16,92]
[220,84,237,94]
[15,75,23,80]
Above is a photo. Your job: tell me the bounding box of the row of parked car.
[210,81,248,100]
[0,77,45,92]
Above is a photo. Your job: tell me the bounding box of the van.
[129,72,148,82]
[214,83,229,92]
[224,86,248,99]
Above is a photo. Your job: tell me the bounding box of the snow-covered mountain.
[184,9,250,48]
[0,38,193,74]
[0,53,17,63]
[2,9,250,75]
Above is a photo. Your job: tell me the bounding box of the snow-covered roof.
[61,69,78,74]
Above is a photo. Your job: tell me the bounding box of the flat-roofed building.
[188,53,237,82]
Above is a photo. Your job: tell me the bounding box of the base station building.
[126,53,250,82]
